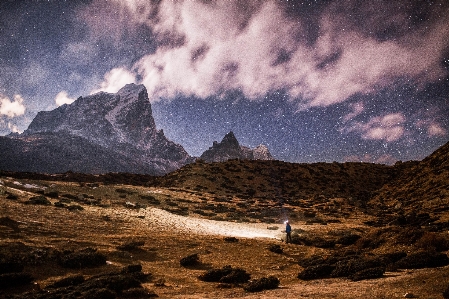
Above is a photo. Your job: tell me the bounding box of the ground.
[0,177,448,298]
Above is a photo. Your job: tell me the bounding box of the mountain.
[0,84,194,175]
[200,131,273,162]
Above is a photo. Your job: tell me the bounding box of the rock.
[244,276,280,292]
[180,253,200,267]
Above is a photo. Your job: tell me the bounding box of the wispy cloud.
[93,0,449,108]
[55,91,76,106]
[91,68,136,94]
[341,113,406,142]
[0,94,26,118]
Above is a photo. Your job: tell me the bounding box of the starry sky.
[1,0,448,164]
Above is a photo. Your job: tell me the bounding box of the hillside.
[369,140,449,219]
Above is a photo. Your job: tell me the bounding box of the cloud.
[91,67,136,94]
[55,91,76,106]
[100,0,449,107]
[416,119,447,137]
[7,122,20,133]
[341,113,406,142]
[342,102,364,122]
[0,94,26,118]
[428,123,447,136]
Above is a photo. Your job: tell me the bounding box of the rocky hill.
[200,131,273,162]
[0,84,194,175]
[369,140,449,217]
[152,159,396,204]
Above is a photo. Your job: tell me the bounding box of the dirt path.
[91,206,284,239]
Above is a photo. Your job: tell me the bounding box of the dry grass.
[1,175,449,298]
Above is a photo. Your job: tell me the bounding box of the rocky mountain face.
[200,131,273,162]
[0,84,194,175]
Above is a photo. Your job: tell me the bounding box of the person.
[285,221,292,243]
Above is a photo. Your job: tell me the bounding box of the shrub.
[268,244,283,254]
[59,248,107,268]
[298,264,335,280]
[415,232,449,252]
[26,195,51,205]
[198,266,250,283]
[117,240,145,251]
[394,251,449,269]
[349,267,385,281]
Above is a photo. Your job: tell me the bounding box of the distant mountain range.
[200,131,273,162]
[0,84,273,175]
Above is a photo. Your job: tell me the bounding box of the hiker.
[285,220,292,243]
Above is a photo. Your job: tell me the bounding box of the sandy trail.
[94,206,284,240]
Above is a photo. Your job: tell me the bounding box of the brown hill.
[369,140,449,217]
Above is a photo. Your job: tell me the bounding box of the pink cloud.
[85,0,449,109]
[341,113,406,142]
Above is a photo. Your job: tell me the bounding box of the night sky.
[1,0,448,164]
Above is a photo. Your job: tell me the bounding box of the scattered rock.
[244,276,280,292]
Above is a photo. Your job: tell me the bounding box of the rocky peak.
[253,144,274,160]
[13,83,193,174]
[220,131,240,149]
[200,131,273,162]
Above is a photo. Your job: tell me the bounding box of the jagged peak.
[221,131,239,147]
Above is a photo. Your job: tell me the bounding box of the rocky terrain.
[1,140,449,298]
